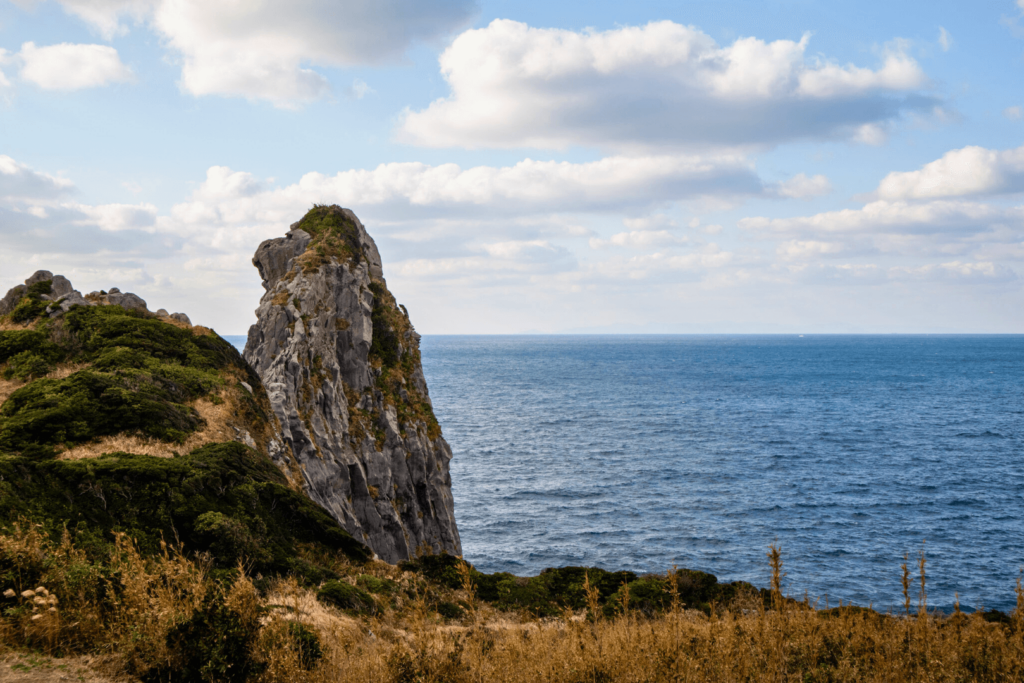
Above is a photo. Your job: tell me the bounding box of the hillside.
[0,271,371,580]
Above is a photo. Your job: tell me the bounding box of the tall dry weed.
[0,529,1023,682]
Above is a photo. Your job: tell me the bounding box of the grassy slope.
[0,280,371,581]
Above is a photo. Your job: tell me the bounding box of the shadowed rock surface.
[244,205,461,563]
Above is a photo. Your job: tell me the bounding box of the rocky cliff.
[243,205,461,563]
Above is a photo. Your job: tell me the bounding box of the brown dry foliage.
[0,521,1021,683]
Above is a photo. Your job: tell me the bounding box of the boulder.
[0,285,26,316]
[108,291,148,312]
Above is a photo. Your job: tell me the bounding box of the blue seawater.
[226,334,1024,613]
[422,335,1024,614]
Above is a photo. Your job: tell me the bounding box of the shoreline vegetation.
[1,274,1022,681]
[0,525,1023,682]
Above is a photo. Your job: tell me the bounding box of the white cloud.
[1005,106,1023,120]
[350,78,373,99]
[78,202,158,231]
[398,19,931,151]
[18,42,133,90]
[0,155,75,200]
[742,199,1022,237]
[0,49,11,90]
[2,153,1020,335]
[589,230,689,250]
[938,27,952,51]
[774,173,832,198]
[853,123,888,146]
[891,261,1016,283]
[166,154,764,229]
[876,144,1024,200]
[40,0,475,106]
[57,0,155,39]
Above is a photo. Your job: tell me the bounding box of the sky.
[1,0,1023,334]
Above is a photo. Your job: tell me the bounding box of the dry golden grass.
[0,379,24,408]
[0,524,1022,682]
[0,653,121,682]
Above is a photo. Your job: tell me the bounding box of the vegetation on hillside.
[0,290,371,600]
[0,525,1022,682]
[0,292,271,457]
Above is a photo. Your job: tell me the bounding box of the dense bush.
[288,622,323,671]
[0,304,271,456]
[8,280,53,323]
[143,593,264,683]
[317,580,377,614]
[0,441,370,575]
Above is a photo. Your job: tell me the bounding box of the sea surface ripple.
[416,335,1024,613]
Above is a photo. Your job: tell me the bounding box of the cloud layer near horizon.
[1,141,1020,332]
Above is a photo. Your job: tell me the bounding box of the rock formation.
[244,205,461,563]
[0,270,192,321]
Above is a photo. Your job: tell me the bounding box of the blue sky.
[1,0,1023,333]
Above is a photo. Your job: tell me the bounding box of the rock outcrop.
[0,270,192,321]
[244,205,461,563]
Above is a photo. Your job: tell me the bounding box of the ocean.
[227,334,1024,613]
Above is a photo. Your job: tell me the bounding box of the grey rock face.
[0,271,97,317]
[108,291,147,311]
[50,275,74,300]
[24,270,53,287]
[244,206,461,563]
[0,271,165,320]
[0,285,27,316]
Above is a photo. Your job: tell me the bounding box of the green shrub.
[368,282,400,369]
[0,370,202,453]
[317,580,376,614]
[435,600,465,620]
[399,553,466,589]
[602,569,756,617]
[142,594,263,683]
[6,280,53,324]
[1,351,52,380]
[0,305,271,456]
[0,331,62,364]
[9,299,47,324]
[294,204,364,266]
[0,441,370,575]
[357,573,398,595]
[288,622,323,671]
[194,511,270,566]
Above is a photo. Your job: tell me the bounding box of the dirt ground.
[0,654,124,682]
